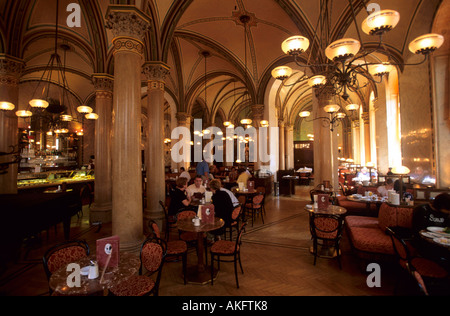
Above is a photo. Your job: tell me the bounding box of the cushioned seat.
[344,216,379,229]
[109,275,155,296]
[347,226,395,255]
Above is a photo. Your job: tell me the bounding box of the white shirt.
[186,184,206,198]
[179,171,191,181]
[221,188,240,207]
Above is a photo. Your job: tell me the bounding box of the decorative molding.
[105,7,151,41]
[92,74,114,92]
[142,62,170,82]
[112,37,145,56]
[0,55,24,86]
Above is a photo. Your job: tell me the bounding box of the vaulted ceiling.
[0,0,447,127]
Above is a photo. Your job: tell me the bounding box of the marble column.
[252,104,264,171]
[312,89,337,189]
[285,125,294,170]
[352,120,361,164]
[361,112,371,165]
[0,55,24,194]
[106,6,151,253]
[278,120,285,171]
[90,74,114,224]
[143,62,170,232]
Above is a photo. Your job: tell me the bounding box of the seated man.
[411,192,450,271]
[236,168,251,186]
[179,167,191,181]
[377,178,394,197]
[186,175,206,199]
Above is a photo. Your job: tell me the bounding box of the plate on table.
[433,237,450,246]
[305,204,312,210]
[427,227,445,233]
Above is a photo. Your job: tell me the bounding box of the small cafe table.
[346,195,386,216]
[177,217,224,284]
[49,252,140,296]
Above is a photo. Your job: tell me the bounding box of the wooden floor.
[0,185,407,296]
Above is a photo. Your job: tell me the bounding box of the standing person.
[196,159,209,181]
[236,168,251,186]
[209,179,234,238]
[168,177,191,217]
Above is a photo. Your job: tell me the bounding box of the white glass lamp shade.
[260,120,269,127]
[16,110,33,118]
[77,105,93,114]
[0,102,15,111]
[366,162,375,168]
[223,121,232,127]
[308,75,327,87]
[335,112,346,119]
[240,118,252,125]
[391,166,410,175]
[29,99,49,109]
[345,104,359,112]
[323,104,340,114]
[85,113,99,120]
[369,62,394,77]
[362,10,400,36]
[325,38,361,62]
[281,36,310,55]
[60,115,73,122]
[409,33,444,55]
[272,66,293,80]
[299,111,311,118]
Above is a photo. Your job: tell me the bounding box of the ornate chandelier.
[271,1,444,102]
[15,0,98,129]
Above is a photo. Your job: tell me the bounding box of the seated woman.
[168,177,192,217]
[209,179,234,238]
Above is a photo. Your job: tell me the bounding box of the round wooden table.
[177,217,224,285]
[346,195,386,216]
[49,252,140,296]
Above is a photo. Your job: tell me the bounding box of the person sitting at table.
[377,178,394,197]
[214,178,240,207]
[410,192,450,271]
[186,175,206,199]
[236,168,251,186]
[228,167,238,182]
[168,177,191,217]
[209,179,234,238]
[179,167,191,181]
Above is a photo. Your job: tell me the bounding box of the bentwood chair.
[43,240,90,294]
[176,210,209,263]
[210,222,247,288]
[223,205,243,241]
[109,237,167,296]
[148,220,188,285]
[309,213,344,269]
[245,192,265,227]
[159,200,177,241]
[386,227,449,295]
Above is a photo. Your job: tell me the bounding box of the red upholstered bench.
[345,203,413,260]
[336,195,377,216]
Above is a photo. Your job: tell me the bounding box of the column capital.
[0,54,25,85]
[143,62,171,82]
[361,112,370,124]
[176,112,191,126]
[105,6,151,41]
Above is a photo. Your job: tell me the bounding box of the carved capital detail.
[142,62,170,82]
[92,74,114,92]
[105,8,151,41]
[0,55,24,86]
